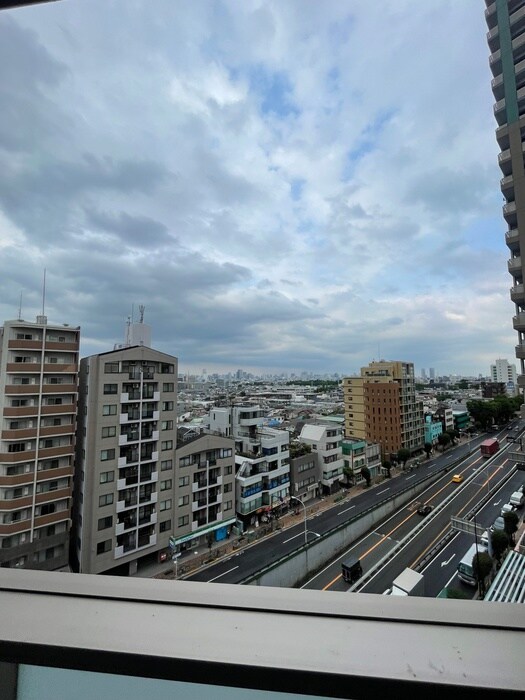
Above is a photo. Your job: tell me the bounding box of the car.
[451,474,464,484]
[501,503,514,516]
[490,516,506,532]
[417,504,433,516]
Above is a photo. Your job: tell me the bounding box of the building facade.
[73,345,177,575]
[0,317,80,571]
[341,438,381,484]
[424,414,443,446]
[298,422,344,494]
[343,360,424,459]
[486,1,525,413]
[289,447,320,504]
[490,358,518,385]
[171,433,236,553]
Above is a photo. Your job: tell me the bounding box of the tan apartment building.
[0,317,80,570]
[343,360,423,459]
[73,345,177,575]
[171,433,236,554]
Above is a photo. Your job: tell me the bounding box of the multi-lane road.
[187,430,513,587]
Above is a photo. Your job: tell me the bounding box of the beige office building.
[343,360,424,459]
[74,345,177,575]
[0,317,80,570]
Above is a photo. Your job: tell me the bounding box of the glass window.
[162,383,174,392]
[100,449,115,461]
[102,404,117,416]
[161,459,173,471]
[159,519,171,533]
[101,426,116,438]
[96,539,111,555]
[97,516,113,531]
[98,493,114,507]
[103,384,118,395]
[160,499,172,512]
[99,471,114,484]
[104,362,119,373]
[178,515,189,526]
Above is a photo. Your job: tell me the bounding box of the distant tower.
[429,368,435,380]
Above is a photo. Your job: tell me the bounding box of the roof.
[299,424,327,442]
[485,550,525,604]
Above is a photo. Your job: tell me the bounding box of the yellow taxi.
[451,474,464,484]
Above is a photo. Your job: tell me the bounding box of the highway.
[187,432,496,585]
[300,428,522,596]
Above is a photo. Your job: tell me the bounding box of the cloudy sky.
[0,0,512,376]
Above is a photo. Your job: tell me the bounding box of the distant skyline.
[0,1,513,376]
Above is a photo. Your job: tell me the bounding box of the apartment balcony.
[487,24,499,53]
[506,228,520,252]
[138,511,157,527]
[489,47,501,77]
[508,255,522,276]
[501,173,515,200]
[503,200,518,227]
[192,499,207,512]
[191,519,207,532]
[139,491,157,506]
[192,480,207,493]
[510,2,525,35]
[511,282,525,304]
[119,432,139,446]
[517,374,525,389]
[115,519,137,536]
[209,474,222,487]
[139,470,158,484]
[513,312,525,331]
[516,342,525,359]
[116,498,138,513]
[485,1,496,27]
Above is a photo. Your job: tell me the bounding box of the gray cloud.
[84,208,173,248]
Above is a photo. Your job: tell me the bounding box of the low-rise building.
[289,444,320,503]
[299,422,344,495]
[424,414,443,446]
[342,438,381,484]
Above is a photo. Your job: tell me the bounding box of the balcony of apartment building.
[138,485,156,506]
[515,341,525,359]
[511,281,525,304]
[236,409,265,426]
[116,489,138,512]
[506,227,520,253]
[503,200,518,227]
[115,526,156,558]
[1,569,522,699]
[116,511,137,535]
[512,311,525,331]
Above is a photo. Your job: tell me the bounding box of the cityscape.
[0,2,524,699]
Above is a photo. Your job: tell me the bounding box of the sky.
[0,0,513,376]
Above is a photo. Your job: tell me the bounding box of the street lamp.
[289,496,321,545]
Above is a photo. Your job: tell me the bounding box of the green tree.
[437,433,451,452]
[472,551,493,596]
[360,466,371,488]
[503,511,519,543]
[424,442,433,459]
[397,448,410,467]
[490,529,509,563]
[466,400,496,430]
[446,587,469,599]
[382,460,392,478]
[446,429,457,445]
[342,464,353,486]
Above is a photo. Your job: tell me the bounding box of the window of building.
[39,503,56,516]
[160,479,172,491]
[8,443,27,453]
[98,516,113,531]
[224,483,233,493]
[16,333,33,340]
[178,495,189,506]
[104,362,119,373]
[179,475,190,487]
[101,426,116,439]
[96,539,112,555]
[100,471,114,484]
[224,500,233,511]
[224,465,233,475]
[161,459,173,471]
[159,519,171,533]
[161,420,173,431]
[162,383,174,392]
[98,493,114,507]
[100,449,115,461]
[102,404,117,416]
[47,397,63,406]
[178,515,189,527]
[161,363,174,374]
[103,384,118,395]
[162,401,174,411]
[160,499,172,512]
[220,448,233,458]
[179,455,193,467]
[161,440,173,451]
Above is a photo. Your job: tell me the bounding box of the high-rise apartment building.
[343,360,424,459]
[73,345,177,575]
[486,1,525,411]
[0,317,80,570]
[490,357,518,385]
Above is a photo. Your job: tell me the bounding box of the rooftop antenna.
[17,291,23,321]
[131,303,134,324]
[42,268,46,316]
[139,304,145,323]
[125,316,131,347]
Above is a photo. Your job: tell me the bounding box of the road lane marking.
[444,570,459,588]
[441,553,456,568]
[337,505,356,516]
[377,488,390,495]
[207,566,239,583]
[283,532,302,544]
[406,475,416,480]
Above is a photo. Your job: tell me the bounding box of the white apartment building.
[490,358,517,386]
[74,345,177,575]
[299,422,344,495]
[208,405,290,529]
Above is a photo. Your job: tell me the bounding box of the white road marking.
[406,475,416,480]
[441,553,456,568]
[377,488,390,495]
[337,505,356,516]
[207,566,239,583]
[283,532,303,544]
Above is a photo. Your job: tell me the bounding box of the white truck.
[389,568,425,596]
[509,491,525,509]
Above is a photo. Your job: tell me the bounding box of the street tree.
[503,511,519,543]
[424,442,433,459]
[472,551,493,596]
[437,433,451,452]
[490,530,509,563]
[342,464,353,487]
[382,460,392,478]
[446,429,457,445]
[397,448,410,468]
[360,466,371,488]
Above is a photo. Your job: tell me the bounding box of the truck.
[457,543,489,586]
[389,568,425,596]
[480,438,499,458]
[509,490,525,509]
[341,557,363,585]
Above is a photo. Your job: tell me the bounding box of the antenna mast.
[42,269,46,316]
[139,305,145,323]
[17,291,23,321]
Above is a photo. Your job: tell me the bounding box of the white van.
[501,503,514,516]
[509,491,525,509]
